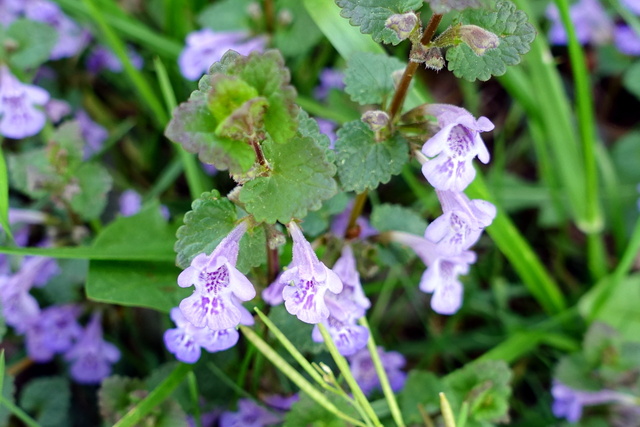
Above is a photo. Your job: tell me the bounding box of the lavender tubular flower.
[546,0,613,46]
[281,222,343,324]
[178,222,256,331]
[64,313,121,384]
[349,347,407,396]
[425,190,496,256]
[421,104,493,192]
[622,0,640,15]
[0,65,50,139]
[614,24,640,56]
[86,45,144,74]
[119,190,143,217]
[0,0,23,26]
[76,110,108,158]
[178,29,266,80]
[26,304,82,362]
[219,399,282,427]
[314,68,345,101]
[551,382,636,422]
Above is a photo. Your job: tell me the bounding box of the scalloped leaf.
[446,1,536,81]
[4,19,57,70]
[425,0,481,14]
[174,191,266,271]
[239,135,338,224]
[336,0,424,45]
[371,203,427,234]
[335,120,408,192]
[344,52,406,106]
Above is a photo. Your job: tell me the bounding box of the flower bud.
[424,47,445,70]
[361,110,390,132]
[458,25,500,56]
[385,12,419,41]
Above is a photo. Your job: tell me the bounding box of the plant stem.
[345,191,368,239]
[388,13,443,120]
[250,137,268,168]
[264,0,275,33]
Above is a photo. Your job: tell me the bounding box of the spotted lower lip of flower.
[311,316,369,356]
[177,222,256,331]
[0,65,50,139]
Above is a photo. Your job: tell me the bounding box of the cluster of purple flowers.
[552,381,639,423]
[390,105,496,315]
[546,0,640,56]
[0,211,120,384]
[164,221,256,363]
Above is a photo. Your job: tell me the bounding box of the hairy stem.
[250,137,268,168]
[388,13,443,120]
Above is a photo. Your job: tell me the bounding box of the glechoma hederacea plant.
[2,0,640,425]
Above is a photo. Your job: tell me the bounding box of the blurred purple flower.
[219,399,281,427]
[280,222,343,324]
[178,221,256,331]
[421,104,493,192]
[119,190,142,217]
[64,313,121,384]
[0,277,40,334]
[45,98,71,123]
[25,304,82,362]
[349,346,407,396]
[86,45,144,73]
[546,0,613,46]
[551,381,634,422]
[164,305,253,363]
[0,0,23,26]
[330,201,377,240]
[425,190,496,256]
[314,68,345,101]
[202,163,218,176]
[311,314,369,356]
[178,29,266,81]
[0,65,49,139]
[25,0,90,59]
[76,110,108,159]
[316,118,337,148]
[614,24,640,56]
[262,270,286,306]
[262,394,299,411]
[622,0,640,15]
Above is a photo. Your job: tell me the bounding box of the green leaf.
[274,0,324,56]
[298,109,335,163]
[335,0,424,45]
[399,370,446,424]
[612,131,640,183]
[69,162,113,220]
[8,148,59,199]
[446,1,536,81]
[553,354,600,391]
[0,147,11,241]
[335,120,408,192]
[299,192,349,237]
[0,369,15,427]
[164,95,256,173]
[5,19,57,70]
[344,52,405,105]
[623,60,640,100]
[99,376,146,425]
[425,0,482,14]
[86,260,188,313]
[197,0,254,31]
[174,191,266,271]
[443,360,512,424]
[210,50,299,143]
[371,203,427,234]
[239,135,338,224]
[20,377,70,427]
[284,390,355,427]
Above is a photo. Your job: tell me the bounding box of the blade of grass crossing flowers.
[239,325,367,427]
[187,371,203,427]
[456,401,469,427]
[154,57,208,200]
[82,0,168,127]
[317,324,382,427]
[359,317,405,427]
[0,143,12,241]
[113,363,192,427]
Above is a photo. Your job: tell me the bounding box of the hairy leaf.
[446,1,536,81]
[336,0,424,45]
[20,377,70,427]
[425,0,481,14]
[400,371,446,424]
[174,191,266,271]
[335,120,408,192]
[344,52,405,105]
[240,136,338,224]
[371,203,427,234]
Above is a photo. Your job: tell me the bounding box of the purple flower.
[0,65,49,139]
[24,0,90,59]
[202,163,218,176]
[64,313,121,384]
[262,271,287,306]
[614,24,640,56]
[164,305,252,363]
[316,118,337,148]
[330,201,377,240]
[551,382,633,422]
[0,0,23,26]
[25,304,82,362]
[262,394,299,411]
[45,98,71,123]
[178,222,256,331]
[349,347,407,396]
[425,190,496,256]
[280,222,343,324]
[314,68,345,101]
[311,314,369,356]
[546,0,613,46]
[76,110,108,159]
[119,190,142,217]
[331,245,370,313]
[86,45,144,73]
[622,0,640,15]
[178,29,266,80]
[421,104,493,192]
[219,399,281,427]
